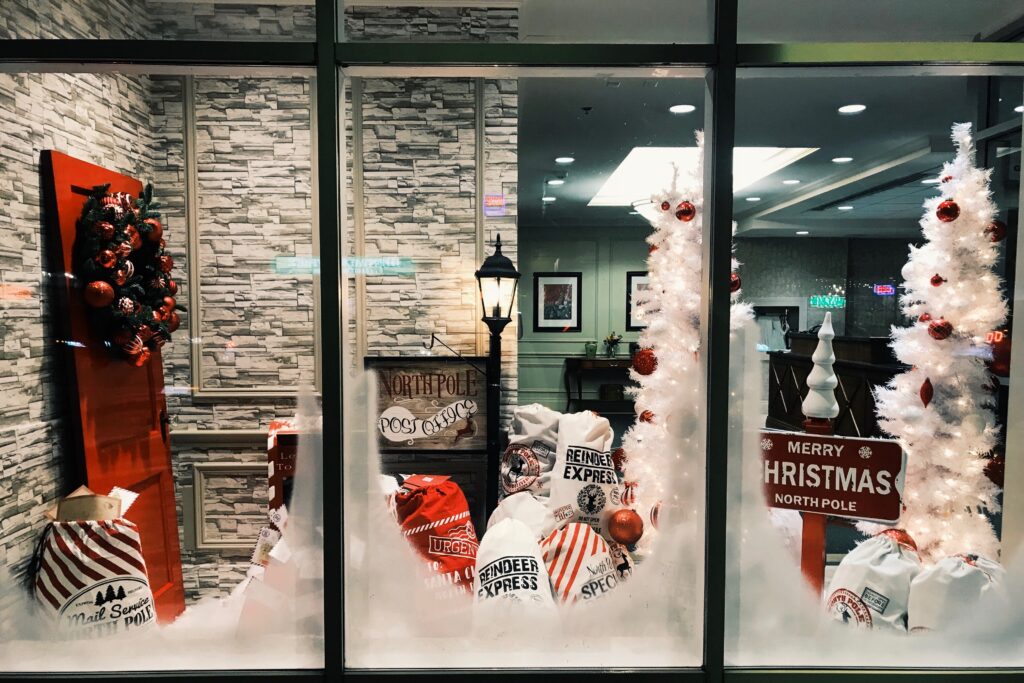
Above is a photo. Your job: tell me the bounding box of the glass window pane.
[726,68,1024,666]
[739,1,1024,42]
[0,2,314,41]
[342,71,709,669]
[339,1,711,43]
[0,69,322,670]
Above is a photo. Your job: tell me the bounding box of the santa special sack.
[394,474,479,594]
[540,522,619,604]
[473,518,556,612]
[548,411,618,538]
[34,519,156,637]
[824,528,921,631]
[500,404,561,500]
[908,554,1006,633]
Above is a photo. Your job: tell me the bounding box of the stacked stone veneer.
[344,5,518,42]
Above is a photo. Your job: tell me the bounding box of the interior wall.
[343,5,518,42]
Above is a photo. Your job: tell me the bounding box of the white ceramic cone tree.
[864,123,1006,562]
[802,312,839,422]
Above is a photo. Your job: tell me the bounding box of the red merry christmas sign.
[760,430,906,523]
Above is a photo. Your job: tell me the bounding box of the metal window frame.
[2,0,1024,679]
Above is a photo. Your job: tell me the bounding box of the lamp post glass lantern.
[475,235,520,514]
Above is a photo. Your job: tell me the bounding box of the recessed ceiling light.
[547,178,565,186]
[832,157,854,164]
[837,205,854,211]
[669,104,696,114]
[921,177,940,184]
[555,156,575,164]
[746,197,761,202]
[783,179,800,185]
[1016,105,1024,113]
[838,104,867,115]
[542,196,556,203]
[796,230,810,235]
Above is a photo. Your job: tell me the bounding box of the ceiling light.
[746,197,761,202]
[555,156,575,164]
[669,104,696,114]
[547,178,565,186]
[838,104,867,115]
[796,231,809,235]
[542,196,556,203]
[629,211,640,215]
[921,177,940,184]
[783,179,800,185]
[832,157,853,164]
[1016,105,1024,113]
[589,146,818,206]
[837,205,854,211]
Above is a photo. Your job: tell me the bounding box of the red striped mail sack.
[540,522,619,603]
[34,519,156,637]
[395,474,479,594]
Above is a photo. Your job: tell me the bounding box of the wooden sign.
[760,430,906,523]
[365,357,487,452]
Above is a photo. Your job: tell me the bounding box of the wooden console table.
[563,357,635,415]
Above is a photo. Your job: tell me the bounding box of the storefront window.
[725,69,1024,666]
[341,71,710,669]
[0,69,323,670]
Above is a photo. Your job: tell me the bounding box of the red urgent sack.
[394,474,479,594]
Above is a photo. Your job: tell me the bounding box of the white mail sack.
[487,491,553,541]
[908,554,1007,633]
[500,404,561,500]
[548,411,618,538]
[34,520,156,637]
[541,522,619,604]
[473,518,556,613]
[824,529,921,631]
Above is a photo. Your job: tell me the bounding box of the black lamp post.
[474,234,520,515]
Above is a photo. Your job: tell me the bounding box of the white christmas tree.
[802,312,839,424]
[866,123,1006,562]
[620,131,752,548]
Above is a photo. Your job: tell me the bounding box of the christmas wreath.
[73,184,182,366]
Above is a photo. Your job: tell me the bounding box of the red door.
[42,151,186,623]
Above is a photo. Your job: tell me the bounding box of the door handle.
[160,409,170,443]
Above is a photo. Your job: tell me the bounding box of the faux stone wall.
[147,2,315,40]
[0,0,145,39]
[0,71,157,622]
[344,5,518,42]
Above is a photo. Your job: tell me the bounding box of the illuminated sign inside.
[873,284,896,296]
[809,295,846,309]
[484,194,506,217]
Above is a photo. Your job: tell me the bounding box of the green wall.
[517,223,650,411]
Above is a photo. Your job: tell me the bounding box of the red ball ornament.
[611,447,627,472]
[928,318,953,340]
[125,225,142,250]
[143,217,163,243]
[987,329,1011,377]
[918,312,932,323]
[920,377,934,408]
[608,509,644,546]
[985,452,1005,488]
[985,219,1007,243]
[877,528,918,553]
[936,200,960,222]
[730,272,741,293]
[158,255,174,273]
[639,410,655,423]
[930,273,946,287]
[151,309,163,324]
[167,279,178,295]
[162,296,176,312]
[113,268,129,286]
[168,311,181,333]
[675,200,696,222]
[83,281,114,308]
[632,348,658,376]
[941,175,953,183]
[95,249,116,268]
[660,200,671,212]
[648,244,658,255]
[93,221,115,241]
[122,335,143,357]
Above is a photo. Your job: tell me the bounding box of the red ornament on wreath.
[918,312,932,323]
[95,249,116,269]
[158,255,174,273]
[93,221,115,241]
[143,217,163,243]
[928,318,953,340]
[660,200,671,211]
[985,219,1007,243]
[608,509,644,545]
[985,451,1005,488]
[168,311,181,333]
[611,447,627,472]
[125,225,142,250]
[84,281,114,308]
[730,272,741,293]
[132,348,151,367]
[920,377,934,408]
[936,200,960,222]
[115,242,132,258]
[675,200,696,222]
[930,273,946,287]
[632,348,658,375]
[639,410,655,423]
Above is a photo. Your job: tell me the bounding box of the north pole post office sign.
[365,357,488,452]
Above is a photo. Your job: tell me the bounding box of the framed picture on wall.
[533,272,582,332]
[626,271,650,331]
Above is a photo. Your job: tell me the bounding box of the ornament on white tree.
[864,123,1006,562]
[802,312,839,422]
